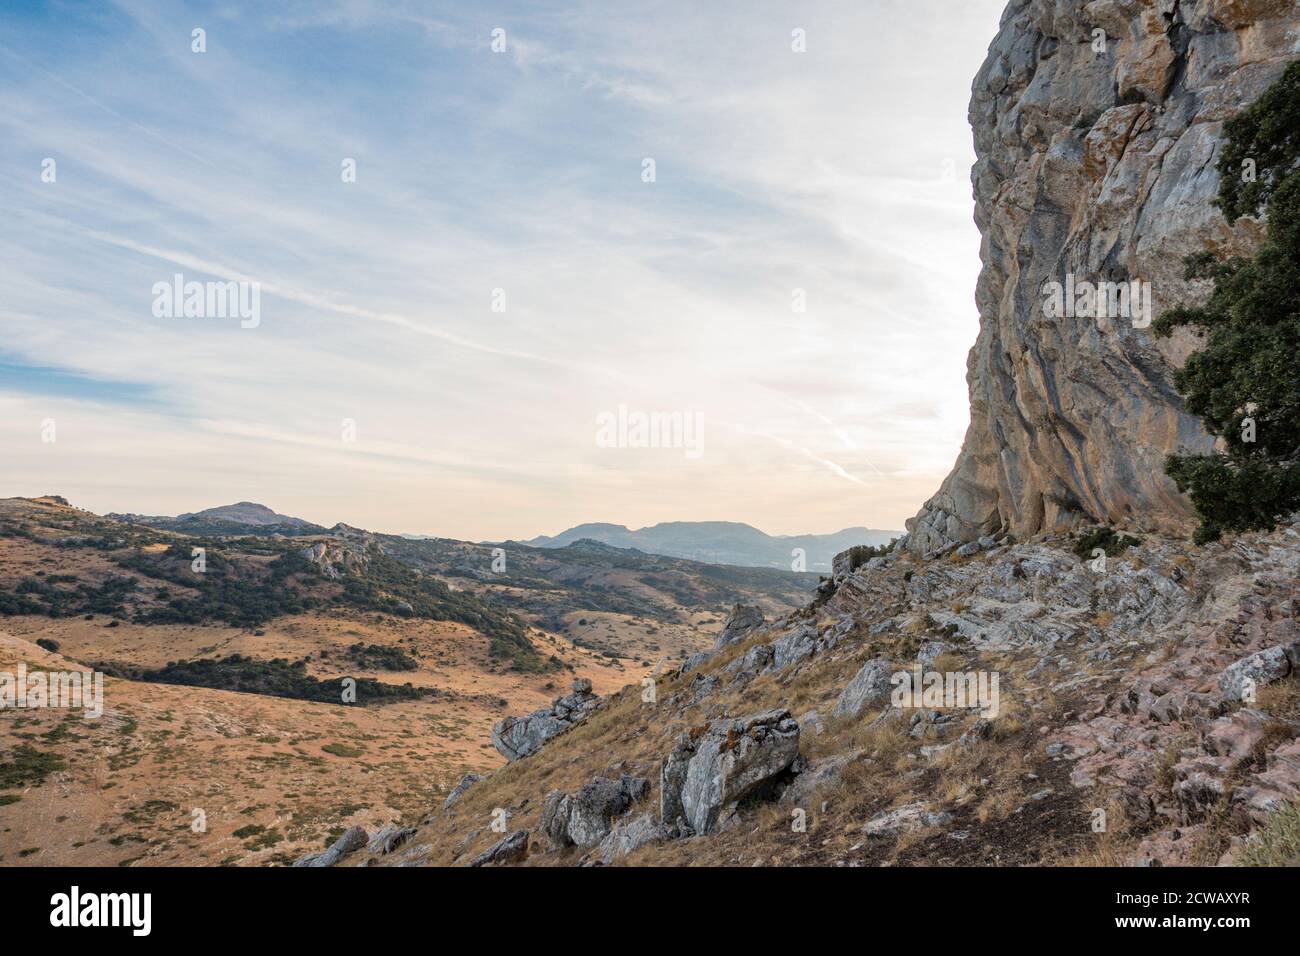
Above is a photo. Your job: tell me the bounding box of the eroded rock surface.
[908,0,1299,553]
[659,709,800,835]
[491,678,600,761]
[541,775,649,848]
[293,825,367,867]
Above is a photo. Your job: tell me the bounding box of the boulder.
[770,623,820,671]
[491,713,569,762]
[725,642,774,682]
[833,658,896,719]
[491,678,600,761]
[367,824,417,855]
[659,709,800,835]
[862,802,952,837]
[711,604,766,652]
[680,650,711,674]
[594,813,673,864]
[468,829,529,867]
[1218,645,1291,701]
[540,775,649,848]
[292,825,367,867]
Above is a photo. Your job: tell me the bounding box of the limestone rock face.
[711,604,766,652]
[659,709,800,835]
[491,678,600,762]
[833,658,897,720]
[292,825,367,867]
[540,775,649,848]
[468,829,529,867]
[908,0,1299,553]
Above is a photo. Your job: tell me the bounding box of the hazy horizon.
[1,0,1007,541]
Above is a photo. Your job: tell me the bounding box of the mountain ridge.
[522,520,899,571]
[107,500,324,535]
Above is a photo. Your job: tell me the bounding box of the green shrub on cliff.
[1154,61,1300,544]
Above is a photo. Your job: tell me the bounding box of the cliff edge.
[908,0,1299,553]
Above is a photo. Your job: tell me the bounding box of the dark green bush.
[1155,61,1300,543]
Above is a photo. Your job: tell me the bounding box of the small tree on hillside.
[1153,60,1300,544]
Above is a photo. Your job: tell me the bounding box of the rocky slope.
[312,519,1300,868]
[907,0,1300,553]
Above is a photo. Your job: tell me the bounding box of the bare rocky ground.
[343,519,1300,868]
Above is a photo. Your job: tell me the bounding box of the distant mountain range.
[521,521,900,572]
[107,504,900,571]
[107,501,325,537]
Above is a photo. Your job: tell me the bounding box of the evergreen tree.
[1154,61,1300,544]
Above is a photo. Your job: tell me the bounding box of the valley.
[0,496,816,865]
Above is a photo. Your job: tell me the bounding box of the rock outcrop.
[659,709,800,835]
[367,824,417,856]
[442,772,483,810]
[293,825,367,867]
[540,775,649,848]
[468,829,530,867]
[491,678,600,762]
[833,658,896,720]
[908,0,1300,553]
[711,604,766,652]
[594,813,674,864]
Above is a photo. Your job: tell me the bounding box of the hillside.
[524,521,899,571]
[0,496,815,865]
[108,501,325,538]
[365,520,1300,868]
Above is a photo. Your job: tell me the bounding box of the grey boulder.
[1218,645,1292,702]
[833,658,896,719]
[659,709,800,835]
[468,829,529,867]
[367,824,417,855]
[491,678,600,761]
[862,802,952,837]
[540,774,650,848]
[711,604,766,652]
[593,813,676,864]
[292,825,368,867]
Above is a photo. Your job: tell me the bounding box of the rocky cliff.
[908,0,1300,554]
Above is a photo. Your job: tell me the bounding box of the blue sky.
[0,0,1007,539]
